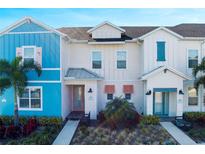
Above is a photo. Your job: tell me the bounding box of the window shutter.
[157,42,165,61]
[16,47,23,57]
[36,47,42,66]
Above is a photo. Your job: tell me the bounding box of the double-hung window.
[92,51,102,69]
[18,87,42,110]
[188,49,198,68]
[23,46,35,64]
[188,87,198,106]
[117,51,127,69]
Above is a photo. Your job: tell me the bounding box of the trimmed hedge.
[0,116,62,126]
[183,112,205,122]
[140,115,160,125]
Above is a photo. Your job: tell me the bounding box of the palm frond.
[10,57,22,70]
[20,60,42,76]
[0,59,12,76]
[0,78,11,95]
[194,76,205,90]
[193,58,205,77]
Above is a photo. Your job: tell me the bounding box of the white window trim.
[186,49,200,69]
[187,87,198,106]
[116,50,128,69]
[18,86,43,111]
[22,46,37,63]
[91,50,103,70]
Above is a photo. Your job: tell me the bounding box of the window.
[19,87,42,110]
[117,51,126,69]
[92,51,102,69]
[188,49,198,68]
[188,87,198,106]
[157,41,165,61]
[107,94,113,100]
[125,93,131,100]
[23,46,35,64]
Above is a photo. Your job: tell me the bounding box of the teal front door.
[153,92,169,116]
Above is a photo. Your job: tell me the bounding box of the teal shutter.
[157,41,165,61]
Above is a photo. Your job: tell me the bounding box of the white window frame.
[116,50,127,69]
[22,46,37,63]
[187,49,199,69]
[188,87,198,106]
[91,51,103,69]
[18,86,43,111]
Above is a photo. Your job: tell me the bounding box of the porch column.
[146,94,153,115]
[176,92,183,116]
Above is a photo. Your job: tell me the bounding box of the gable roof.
[64,68,103,80]
[140,66,192,80]
[0,16,67,37]
[87,21,126,34]
[138,26,184,40]
[168,23,205,38]
[58,26,157,41]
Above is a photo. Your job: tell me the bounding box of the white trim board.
[27,80,61,83]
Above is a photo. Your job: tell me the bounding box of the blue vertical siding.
[11,22,47,32]
[0,83,61,117]
[0,20,63,117]
[157,41,166,61]
[0,33,60,68]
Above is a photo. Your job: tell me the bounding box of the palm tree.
[193,57,205,90]
[0,57,41,126]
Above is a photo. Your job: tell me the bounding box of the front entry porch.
[141,66,192,117]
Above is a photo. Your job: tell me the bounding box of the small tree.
[193,57,205,90]
[104,97,137,126]
[0,57,41,126]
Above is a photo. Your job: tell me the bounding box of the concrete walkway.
[160,122,197,145]
[53,120,79,145]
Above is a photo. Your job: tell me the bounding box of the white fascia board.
[138,27,184,40]
[0,16,69,39]
[87,21,126,34]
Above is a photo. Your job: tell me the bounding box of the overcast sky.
[0,8,205,29]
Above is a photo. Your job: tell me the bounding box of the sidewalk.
[160,122,197,145]
[53,120,79,145]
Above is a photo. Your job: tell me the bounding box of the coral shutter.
[16,47,23,58]
[36,47,42,66]
[104,85,115,93]
[123,85,134,93]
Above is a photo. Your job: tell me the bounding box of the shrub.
[6,125,22,139]
[0,125,6,138]
[97,111,106,124]
[183,112,205,123]
[140,115,160,125]
[38,117,63,126]
[104,97,137,128]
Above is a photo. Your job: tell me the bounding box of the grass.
[71,123,178,145]
[186,125,205,143]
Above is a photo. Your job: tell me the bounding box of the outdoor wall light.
[88,88,93,93]
[145,90,151,95]
[179,89,184,95]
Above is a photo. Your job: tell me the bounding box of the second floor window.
[188,49,198,68]
[157,41,166,61]
[117,51,126,69]
[92,51,102,69]
[23,46,35,64]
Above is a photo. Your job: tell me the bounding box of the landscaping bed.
[71,122,178,145]
[0,116,63,145]
[174,112,205,143]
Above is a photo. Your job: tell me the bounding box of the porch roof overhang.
[64,68,103,81]
[140,66,192,81]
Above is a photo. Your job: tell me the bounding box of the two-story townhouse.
[0,17,68,118]
[0,17,205,120]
